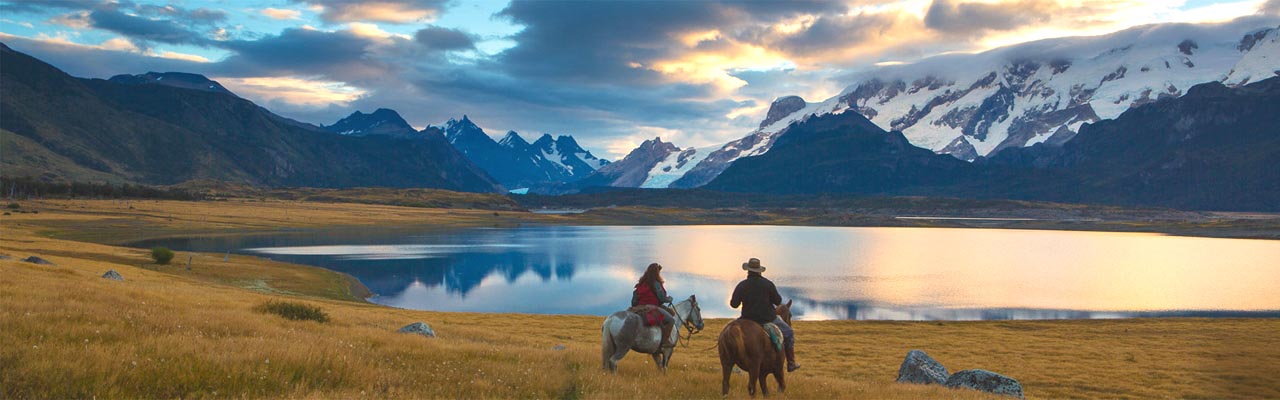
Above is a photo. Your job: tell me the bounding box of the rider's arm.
[769,281,782,306]
[631,290,639,307]
[729,281,743,308]
[653,281,672,303]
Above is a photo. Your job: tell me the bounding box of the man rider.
[729,257,800,372]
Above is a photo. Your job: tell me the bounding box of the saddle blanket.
[762,323,783,352]
[627,305,667,327]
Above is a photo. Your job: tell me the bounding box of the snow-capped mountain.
[594,19,1280,190]
[577,137,681,188]
[443,115,609,189]
[323,108,419,138]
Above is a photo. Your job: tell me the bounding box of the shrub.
[255,301,329,323]
[6,203,19,209]
[150,247,175,265]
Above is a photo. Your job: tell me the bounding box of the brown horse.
[718,299,793,397]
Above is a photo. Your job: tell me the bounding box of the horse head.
[686,294,705,331]
[777,299,793,326]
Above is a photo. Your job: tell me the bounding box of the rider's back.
[731,273,781,325]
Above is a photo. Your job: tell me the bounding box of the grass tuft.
[150,247,174,265]
[255,300,330,323]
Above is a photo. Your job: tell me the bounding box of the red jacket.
[634,281,661,306]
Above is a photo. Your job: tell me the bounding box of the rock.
[945,369,1025,399]
[897,350,950,385]
[102,270,124,281]
[552,344,566,351]
[0,254,12,260]
[21,256,54,265]
[397,322,435,338]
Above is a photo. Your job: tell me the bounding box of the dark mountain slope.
[986,77,1280,210]
[704,111,975,194]
[0,43,500,192]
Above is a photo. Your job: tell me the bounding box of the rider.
[632,262,676,347]
[730,257,800,372]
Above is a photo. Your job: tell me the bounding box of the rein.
[670,299,703,347]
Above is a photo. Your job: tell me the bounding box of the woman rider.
[632,262,676,347]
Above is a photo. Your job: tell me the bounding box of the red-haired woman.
[632,262,675,347]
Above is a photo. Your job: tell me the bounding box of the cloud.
[217,76,367,107]
[924,0,1058,35]
[261,8,303,20]
[219,27,390,79]
[1261,0,1280,15]
[296,0,447,24]
[132,4,227,25]
[414,26,473,51]
[0,0,94,14]
[86,8,212,46]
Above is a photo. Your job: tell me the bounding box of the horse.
[601,294,705,373]
[718,299,793,397]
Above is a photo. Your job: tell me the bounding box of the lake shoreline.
[3,198,1279,398]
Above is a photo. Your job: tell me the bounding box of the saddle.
[627,304,673,327]
[761,322,783,352]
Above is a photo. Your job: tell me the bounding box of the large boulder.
[21,256,54,265]
[397,322,435,338]
[945,369,1024,399]
[896,350,950,385]
[102,270,124,281]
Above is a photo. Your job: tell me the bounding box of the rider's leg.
[658,308,676,347]
[773,316,800,371]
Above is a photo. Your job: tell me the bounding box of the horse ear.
[786,299,792,307]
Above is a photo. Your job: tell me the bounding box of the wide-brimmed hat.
[742,258,765,273]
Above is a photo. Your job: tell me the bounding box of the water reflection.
[135,225,1280,320]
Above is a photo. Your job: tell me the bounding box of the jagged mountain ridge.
[442,116,608,189]
[706,77,1280,211]
[323,108,420,138]
[0,43,502,192]
[587,19,1280,190]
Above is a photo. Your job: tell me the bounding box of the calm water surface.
[138,225,1280,321]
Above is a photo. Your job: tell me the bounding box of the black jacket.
[730,272,781,324]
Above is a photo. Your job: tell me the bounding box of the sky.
[2,0,1278,158]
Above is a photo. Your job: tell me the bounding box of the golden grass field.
[2,199,1279,399]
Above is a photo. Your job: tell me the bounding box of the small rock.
[397,322,435,338]
[0,254,12,260]
[945,369,1024,399]
[21,256,55,265]
[102,270,124,281]
[552,344,567,351]
[897,350,950,385]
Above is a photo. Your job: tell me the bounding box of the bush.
[255,301,329,323]
[150,247,175,265]
[6,203,19,209]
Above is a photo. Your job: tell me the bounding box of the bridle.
[670,297,703,347]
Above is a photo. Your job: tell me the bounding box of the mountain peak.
[324,108,416,138]
[760,95,807,128]
[107,71,236,96]
[499,131,529,148]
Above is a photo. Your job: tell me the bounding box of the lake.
[136,225,1280,321]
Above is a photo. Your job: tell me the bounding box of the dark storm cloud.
[414,26,473,51]
[924,0,1055,34]
[218,28,388,78]
[494,1,843,85]
[87,8,212,46]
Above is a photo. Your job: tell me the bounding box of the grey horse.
[601,295,705,373]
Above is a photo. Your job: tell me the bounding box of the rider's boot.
[785,344,801,372]
[660,321,675,348]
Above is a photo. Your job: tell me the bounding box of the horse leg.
[651,352,665,372]
[760,370,771,397]
[601,326,615,372]
[747,362,760,397]
[775,369,786,394]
